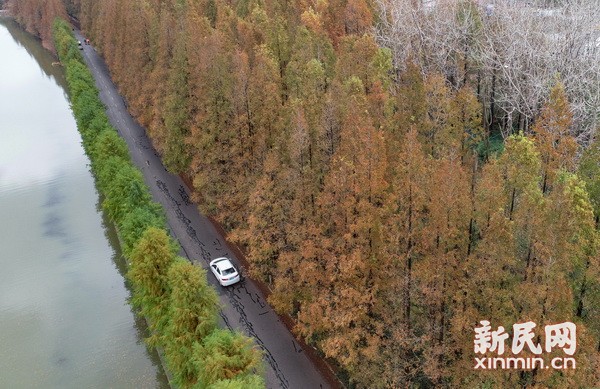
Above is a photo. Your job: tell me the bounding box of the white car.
[209,257,240,286]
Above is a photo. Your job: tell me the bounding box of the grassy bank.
[52,18,265,389]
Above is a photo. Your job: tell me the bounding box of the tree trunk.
[509,188,516,220]
[404,185,413,331]
[489,71,496,132]
[576,259,591,317]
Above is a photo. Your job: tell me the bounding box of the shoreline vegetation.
[52,18,265,389]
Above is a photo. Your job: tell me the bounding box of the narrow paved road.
[74,32,335,389]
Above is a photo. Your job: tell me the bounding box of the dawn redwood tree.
[267,104,327,317]
[415,156,471,385]
[266,43,338,311]
[385,128,429,331]
[144,3,177,150]
[579,135,600,225]
[451,158,519,386]
[188,31,237,223]
[101,163,153,222]
[422,73,452,157]
[107,0,152,105]
[247,46,283,150]
[118,205,166,256]
[377,128,431,386]
[261,14,290,91]
[163,35,192,173]
[537,174,600,386]
[192,329,263,388]
[90,130,130,164]
[92,0,121,70]
[336,35,380,92]
[128,227,178,339]
[508,172,599,387]
[448,85,484,163]
[394,62,428,138]
[495,134,542,221]
[164,259,219,388]
[296,76,388,377]
[285,22,335,99]
[7,0,67,51]
[532,81,577,193]
[223,47,283,227]
[365,48,395,133]
[236,151,293,284]
[343,0,372,36]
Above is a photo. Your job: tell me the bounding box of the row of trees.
[6,0,67,51]
[40,0,600,387]
[52,18,264,388]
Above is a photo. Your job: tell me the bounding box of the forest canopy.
[9,0,600,387]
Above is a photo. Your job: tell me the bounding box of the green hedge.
[53,18,264,389]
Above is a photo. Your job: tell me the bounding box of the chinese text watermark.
[474,320,576,370]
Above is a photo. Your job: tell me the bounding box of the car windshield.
[222,267,236,276]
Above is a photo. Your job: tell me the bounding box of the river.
[0,17,169,388]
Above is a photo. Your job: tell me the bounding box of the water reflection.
[0,17,67,87]
[98,199,169,385]
[0,19,79,193]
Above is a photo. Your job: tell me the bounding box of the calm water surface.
[0,17,168,388]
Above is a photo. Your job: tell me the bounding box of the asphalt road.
[74,32,334,389]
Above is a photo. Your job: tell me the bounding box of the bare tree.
[375,0,600,143]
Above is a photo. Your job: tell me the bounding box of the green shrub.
[81,114,112,149]
[119,205,166,256]
[91,130,130,163]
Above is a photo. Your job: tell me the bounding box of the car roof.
[211,257,235,270]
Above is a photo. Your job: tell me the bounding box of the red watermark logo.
[474,320,576,370]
